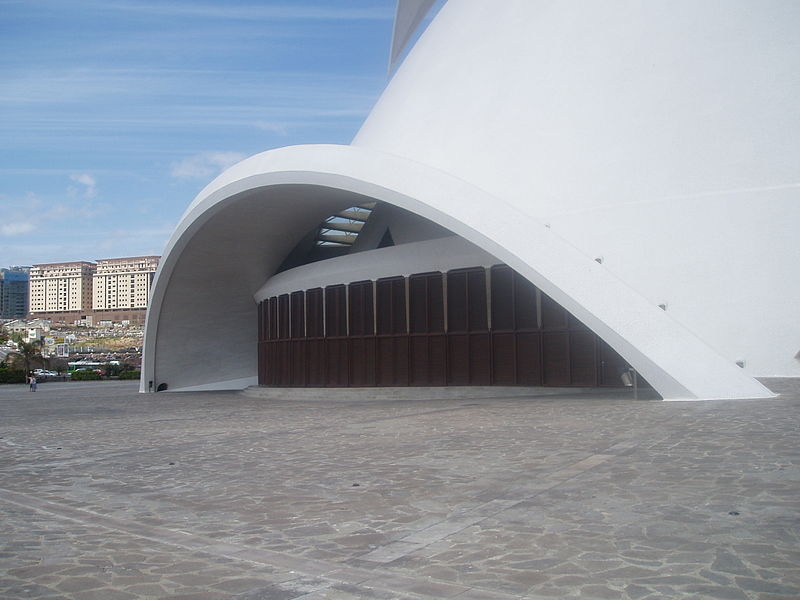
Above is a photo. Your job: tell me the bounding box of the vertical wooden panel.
[469,333,491,384]
[326,338,348,386]
[409,276,428,334]
[428,335,447,385]
[491,265,514,331]
[447,333,469,385]
[306,288,324,338]
[290,340,306,386]
[516,332,542,385]
[290,291,305,339]
[278,294,290,339]
[257,341,265,384]
[267,297,278,340]
[376,336,408,386]
[325,285,346,337]
[409,272,445,334]
[541,293,568,330]
[568,312,590,331]
[409,335,428,385]
[257,301,264,342]
[513,272,538,331]
[348,281,374,336]
[542,332,570,385]
[350,337,376,386]
[446,271,467,332]
[598,339,628,386]
[276,340,291,385]
[306,339,325,386]
[491,332,516,384]
[391,278,407,334]
[376,277,406,335]
[467,270,488,332]
[569,331,597,385]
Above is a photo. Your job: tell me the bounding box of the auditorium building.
[142,1,799,400]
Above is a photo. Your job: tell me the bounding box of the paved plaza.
[1,379,798,599]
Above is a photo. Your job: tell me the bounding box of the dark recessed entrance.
[257,265,633,388]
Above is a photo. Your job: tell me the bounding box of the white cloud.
[170,151,246,180]
[69,173,97,197]
[254,121,288,135]
[0,222,35,236]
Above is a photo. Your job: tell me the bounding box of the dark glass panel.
[278,294,290,340]
[490,265,514,331]
[516,332,542,385]
[325,285,346,337]
[446,271,467,332]
[542,332,570,385]
[540,293,568,330]
[409,276,428,334]
[467,269,488,332]
[491,332,515,384]
[290,291,305,339]
[377,277,406,335]
[306,288,324,338]
[268,297,279,340]
[348,281,374,336]
[569,331,596,385]
[513,272,538,330]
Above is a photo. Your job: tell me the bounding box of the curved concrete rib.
[142,144,774,400]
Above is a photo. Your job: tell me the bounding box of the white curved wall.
[354,0,800,377]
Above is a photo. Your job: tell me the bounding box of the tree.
[7,334,44,374]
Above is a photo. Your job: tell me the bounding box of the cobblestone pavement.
[0,379,798,599]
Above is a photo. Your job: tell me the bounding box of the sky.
[0,0,402,267]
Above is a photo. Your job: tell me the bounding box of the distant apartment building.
[0,267,30,319]
[93,256,160,312]
[27,256,160,324]
[29,262,94,319]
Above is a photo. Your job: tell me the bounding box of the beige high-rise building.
[93,256,160,311]
[29,262,95,315]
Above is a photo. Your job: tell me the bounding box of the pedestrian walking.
[28,375,37,392]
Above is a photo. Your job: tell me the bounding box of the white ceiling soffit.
[389,0,438,72]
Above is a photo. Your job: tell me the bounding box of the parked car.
[33,369,59,378]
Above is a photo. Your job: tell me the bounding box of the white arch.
[142,144,773,400]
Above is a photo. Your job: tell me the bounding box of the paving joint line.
[0,487,521,600]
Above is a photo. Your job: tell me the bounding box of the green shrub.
[119,370,141,380]
[71,370,102,381]
[0,368,26,383]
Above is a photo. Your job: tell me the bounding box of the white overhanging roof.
[142,144,774,400]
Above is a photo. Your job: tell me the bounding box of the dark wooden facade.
[257,265,630,387]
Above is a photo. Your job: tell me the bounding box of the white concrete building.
[142,1,798,399]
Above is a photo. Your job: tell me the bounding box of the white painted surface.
[171,376,258,393]
[254,235,497,301]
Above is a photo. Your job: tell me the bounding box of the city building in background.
[93,256,160,323]
[29,262,95,322]
[0,267,30,319]
[27,256,160,324]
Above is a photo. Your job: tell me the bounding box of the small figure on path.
[28,375,37,392]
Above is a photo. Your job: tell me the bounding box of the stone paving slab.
[0,378,798,599]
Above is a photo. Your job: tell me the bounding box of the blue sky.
[0,0,399,267]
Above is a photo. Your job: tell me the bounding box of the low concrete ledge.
[240,385,641,402]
